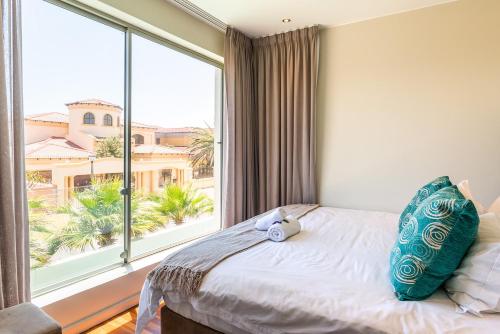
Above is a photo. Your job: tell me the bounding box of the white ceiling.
[186,0,455,37]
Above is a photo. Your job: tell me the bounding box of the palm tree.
[188,127,214,168]
[49,178,164,253]
[52,178,123,251]
[28,197,56,268]
[130,192,165,238]
[96,136,123,158]
[154,184,213,224]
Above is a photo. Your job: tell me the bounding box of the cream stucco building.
[25,99,205,205]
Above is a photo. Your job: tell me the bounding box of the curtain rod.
[167,0,227,32]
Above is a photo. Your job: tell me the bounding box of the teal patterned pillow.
[390,186,479,301]
[399,176,452,232]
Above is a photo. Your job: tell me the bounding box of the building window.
[83,112,95,125]
[103,114,113,126]
[132,134,144,145]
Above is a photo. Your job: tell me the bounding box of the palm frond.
[154,183,213,224]
[188,127,214,168]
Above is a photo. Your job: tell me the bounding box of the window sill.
[33,229,219,333]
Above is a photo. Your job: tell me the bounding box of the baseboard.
[62,292,140,333]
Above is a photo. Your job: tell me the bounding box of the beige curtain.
[223,26,319,226]
[253,26,319,212]
[223,27,258,227]
[0,0,30,309]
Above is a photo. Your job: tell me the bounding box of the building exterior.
[25,99,208,205]
[155,127,198,148]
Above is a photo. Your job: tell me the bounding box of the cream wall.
[25,122,68,144]
[79,0,224,60]
[317,0,500,213]
[68,105,121,143]
[132,128,156,145]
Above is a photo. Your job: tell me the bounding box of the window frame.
[28,0,224,296]
[83,112,95,125]
[103,113,113,126]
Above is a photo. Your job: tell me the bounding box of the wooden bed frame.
[161,305,222,334]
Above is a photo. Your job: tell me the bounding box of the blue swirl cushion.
[390,185,479,301]
[399,176,452,232]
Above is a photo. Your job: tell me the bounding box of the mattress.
[154,207,500,333]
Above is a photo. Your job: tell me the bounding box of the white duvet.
[138,207,500,334]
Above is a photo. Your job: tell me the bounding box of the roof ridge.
[65,99,122,109]
[26,111,68,118]
[27,137,91,155]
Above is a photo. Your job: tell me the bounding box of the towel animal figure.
[255,208,286,231]
[267,215,301,242]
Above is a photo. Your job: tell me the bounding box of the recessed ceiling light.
[282,18,292,23]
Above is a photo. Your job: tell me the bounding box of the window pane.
[22,0,125,294]
[130,34,221,259]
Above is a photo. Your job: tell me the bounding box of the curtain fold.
[253,26,319,213]
[0,0,30,309]
[222,27,258,228]
[223,26,319,226]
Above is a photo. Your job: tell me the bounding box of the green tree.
[52,179,123,251]
[154,183,213,224]
[96,137,123,158]
[130,192,165,237]
[49,178,164,253]
[188,127,214,168]
[28,197,54,268]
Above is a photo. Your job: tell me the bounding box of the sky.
[21,0,219,128]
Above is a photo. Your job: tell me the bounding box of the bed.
[138,207,500,334]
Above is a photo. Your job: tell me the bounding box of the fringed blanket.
[147,204,319,296]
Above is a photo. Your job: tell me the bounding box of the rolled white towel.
[267,215,301,242]
[255,208,286,231]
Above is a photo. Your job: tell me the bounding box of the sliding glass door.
[22,0,222,295]
[22,0,126,294]
[129,33,221,259]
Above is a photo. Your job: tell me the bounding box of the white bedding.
[138,207,500,334]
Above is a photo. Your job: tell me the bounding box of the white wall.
[318,0,500,213]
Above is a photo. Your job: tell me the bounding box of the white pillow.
[457,180,486,214]
[445,212,500,315]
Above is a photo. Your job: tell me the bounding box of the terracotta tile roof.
[132,145,186,155]
[25,137,92,159]
[65,99,122,109]
[25,112,69,123]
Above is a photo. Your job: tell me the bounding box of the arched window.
[83,112,95,125]
[103,114,113,126]
[132,134,144,145]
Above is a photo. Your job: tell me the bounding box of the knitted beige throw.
[147,204,319,296]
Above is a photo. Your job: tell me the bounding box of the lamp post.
[88,154,96,182]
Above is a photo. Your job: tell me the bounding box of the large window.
[130,34,221,259]
[22,0,222,295]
